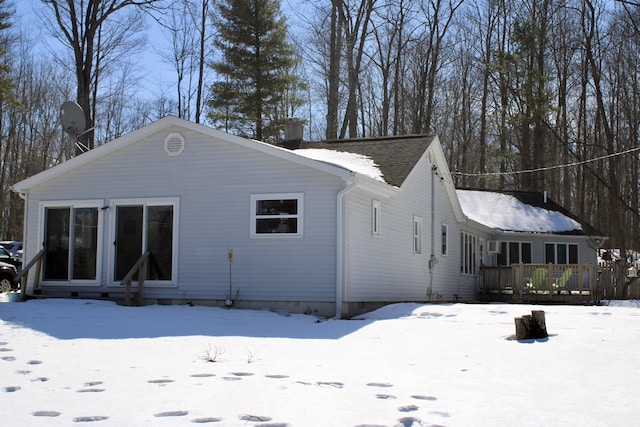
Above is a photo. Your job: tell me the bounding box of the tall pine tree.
[208,0,301,142]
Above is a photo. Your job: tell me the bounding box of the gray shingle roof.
[297,135,435,187]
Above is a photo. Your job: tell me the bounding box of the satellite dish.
[60,101,87,159]
[60,101,86,136]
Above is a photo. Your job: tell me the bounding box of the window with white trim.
[251,193,303,237]
[413,216,423,254]
[460,231,477,275]
[441,223,448,256]
[545,243,578,264]
[372,200,381,236]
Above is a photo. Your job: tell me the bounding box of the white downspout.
[427,165,437,300]
[336,175,357,319]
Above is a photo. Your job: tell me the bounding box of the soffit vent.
[165,132,185,156]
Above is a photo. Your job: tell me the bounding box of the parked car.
[0,241,22,257]
[0,246,21,269]
[0,261,17,292]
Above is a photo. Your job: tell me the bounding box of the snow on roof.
[295,148,385,182]
[457,189,583,233]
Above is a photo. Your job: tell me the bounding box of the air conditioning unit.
[487,240,501,254]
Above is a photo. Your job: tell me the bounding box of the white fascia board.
[429,136,467,223]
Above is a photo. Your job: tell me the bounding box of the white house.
[11,116,602,316]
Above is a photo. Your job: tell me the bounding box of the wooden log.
[514,315,531,340]
[531,310,548,338]
[514,310,548,340]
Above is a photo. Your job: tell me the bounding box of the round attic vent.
[165,132,185,156]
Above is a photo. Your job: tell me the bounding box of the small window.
[372,200,381,236]
[251,193,303,237]
[413,216,422,254]
[441,223,448,256]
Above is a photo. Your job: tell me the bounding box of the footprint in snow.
[1,356,16,361]
[27,360,43,365]
[366,382,393,388]
[411,395,436,401]
[32,411,61,417]
[72,416,109,423]
[148,379,174,385]
[3,386,20,392]
[239,414,272,422]
[317,381,344,388]
[397,417,423,427]
[0,347,13,352]
[230,372,254,377]
[154,410,189,417]
[191,417,223,423]
[77,388,105,393]
[191,373,215,378]
[265,374,289,379]
[376,394,396,400]
[398,405,419,412]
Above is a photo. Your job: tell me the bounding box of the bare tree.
[40,0,161,151]
[412,0,464,135]
[156,0,211,123]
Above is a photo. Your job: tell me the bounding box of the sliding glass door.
[44,206,99,281]
[113,202,175,282]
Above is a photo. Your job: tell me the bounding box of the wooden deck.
[480,264,598,303]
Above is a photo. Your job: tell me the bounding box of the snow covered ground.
[1,296,639,426]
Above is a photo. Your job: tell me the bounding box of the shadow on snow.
[0,299,373,340]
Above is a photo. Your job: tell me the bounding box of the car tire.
[0,275,12,293]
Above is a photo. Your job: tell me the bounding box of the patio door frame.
[108,197,179,287]
[38,200,104,286]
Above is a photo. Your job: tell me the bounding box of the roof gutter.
[336,174,358,319]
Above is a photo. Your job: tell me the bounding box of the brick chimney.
[282,119,303,149]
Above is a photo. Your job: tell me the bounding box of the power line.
[453,145,640,177]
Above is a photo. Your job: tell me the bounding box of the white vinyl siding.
[22,128,340,302]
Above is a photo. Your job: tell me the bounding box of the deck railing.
[14,248,46,301]
[120,251,150,306]
[481,263,597,302]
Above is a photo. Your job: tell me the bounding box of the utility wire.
[453,145,640,177]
